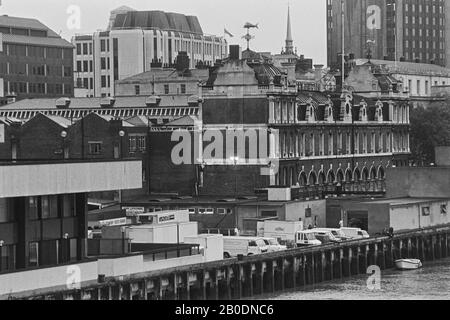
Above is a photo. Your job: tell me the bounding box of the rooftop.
[354,59,450,77]
[111,10,204,35]
[0,95,195,111]
[0,15,59,37]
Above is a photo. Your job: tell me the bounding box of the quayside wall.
[13,225,450,300]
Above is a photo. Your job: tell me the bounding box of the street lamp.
[61,130,68,160]
[119,130,125,159]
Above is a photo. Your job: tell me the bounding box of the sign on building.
[123,206,145,217]
[0,124,5,144]
[99,217,128,227]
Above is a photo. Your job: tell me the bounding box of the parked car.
[340,227,370,239]
[223,236,268,258]
[262,237,288,252]
[310,229,342,243]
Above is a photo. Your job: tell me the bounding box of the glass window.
[63,195,76,218]
[41,196,58,219]
[69,239,78,262]
[0,245,16,272]
[29,242,39,267]
[0,198,11,223]
[28,197,39,220]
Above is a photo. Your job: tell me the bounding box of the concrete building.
[0,15,74,100]
[72,8,227,98]
[327,0,450,68]
[0,159,142,275]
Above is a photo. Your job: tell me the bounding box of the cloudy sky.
[0,0,327,64]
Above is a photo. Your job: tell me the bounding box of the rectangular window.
[164,84,169,94]
[441,204,448,215]
[100,40,106,52]
[63,195,76,217]
[101,57,106,70]
[76,44,82,55]
[29,242,39,267]
[41,196,58,219]
[421,206,430,216]
[0,245,16,272]
[28,196,39,220]
[217,208,226,215]
[101,76,107,88]
[89,142,102,155]
[135,85,140,95]
[180,84,186,94]
[0,198,12,223]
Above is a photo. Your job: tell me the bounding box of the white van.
[262,237,287,252]
[314,228,352,241]
[340,228,370,239]
[296,230,322,247]
[223,237,268,258]
[310,229,342,243]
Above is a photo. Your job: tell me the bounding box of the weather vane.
[242,22,259,50]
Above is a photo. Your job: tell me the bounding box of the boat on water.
[395,259,423,270]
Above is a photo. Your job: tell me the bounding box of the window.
[0,245,15,272]
[205,208,214,215]
[28,197,39,220]
[217,208,226,215]
[63,195,76,218]
[41,196,59,219]
[164,84,169,94]
[135,85,140,95]
[180,84,186,94]
[188,208,196,214]
[421,206,430,216]
[0,198,13,223]
[101,57,106,70]
[89,142,102,155]
[76,43,82,55]
[101,76,107,88]
[441,204,448,215]
[29,242,39,267]
[129,135,146,153]
[100,40,106,52]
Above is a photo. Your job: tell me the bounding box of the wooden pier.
[21,225,450,300]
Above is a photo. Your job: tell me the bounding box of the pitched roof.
[0,95,193,111]
[1,33,73,48]
[0,15,60,38]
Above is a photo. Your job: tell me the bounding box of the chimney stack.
[229,45,242,60]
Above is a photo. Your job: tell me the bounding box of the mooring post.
[260,262,265,295]
[444,233,449,258]
[431,236,436,261]
[186,273,191,301]
[202,271,207,300]
[293,257,298,288]
[271,261,276,293]
[339,248,344,279]
[302,255,307,286]
[421,237,426,261]
[407,238,412,258]
[356,246,361,274]
[311,253,316,284]
[373,243,378,267]
[238,265,244,299]
[330,251,335,280]
[347,247,352,276]
[436,234,442,260]
[380,242,387,270]
[281,259,286,291]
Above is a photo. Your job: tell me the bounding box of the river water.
[262,258,450,300]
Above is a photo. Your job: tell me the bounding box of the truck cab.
[296,231,322,247]
[314,228,352,241]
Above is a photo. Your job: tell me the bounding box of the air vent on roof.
[56,97,71,109]
[145,95,161,107]
[100,97,116,108]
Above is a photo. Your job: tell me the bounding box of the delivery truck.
[223,236,268,258]
[262,220,304,247]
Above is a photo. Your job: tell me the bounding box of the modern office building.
[327,0,450,68]
[72,8,227,98]
[0,159,141,275]
[0,15,74,100]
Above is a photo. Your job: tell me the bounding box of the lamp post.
[118,130,125,159]
[61,130,68,160]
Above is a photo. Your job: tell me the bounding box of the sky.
[0,0,327,64]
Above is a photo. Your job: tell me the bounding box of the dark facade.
[0,16,74,100]
[327,0,450,68]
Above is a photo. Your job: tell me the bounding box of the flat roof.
[123,195,264,206]
[0,160,142,198]
[363,197,450,207]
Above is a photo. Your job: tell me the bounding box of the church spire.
[285,5,294,54]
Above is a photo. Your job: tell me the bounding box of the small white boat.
[395,259,423,270]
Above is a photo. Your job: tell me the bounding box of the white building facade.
[73,27,227,98]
